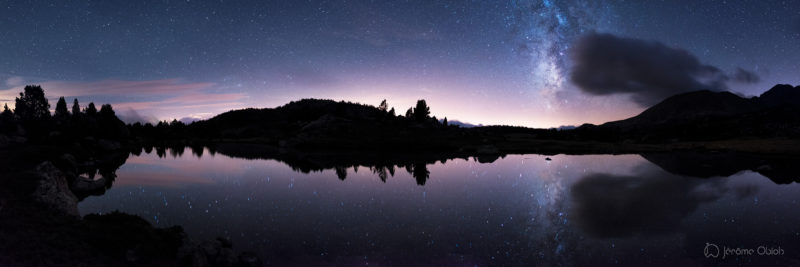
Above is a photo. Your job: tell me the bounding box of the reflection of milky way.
[508,0,615,110]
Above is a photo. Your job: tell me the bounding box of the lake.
[78,146,800,266]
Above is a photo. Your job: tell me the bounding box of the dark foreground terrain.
[0,142,262,266]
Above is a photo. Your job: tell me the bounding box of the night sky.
[1,0,798,127]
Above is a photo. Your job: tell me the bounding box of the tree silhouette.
[86,102,97,116]
[55,97,69,118]
[335,166,347,180]
[412,162,430,185]
[99,104,116,118]
[378,99,388,112]
[72,98,80,116]
[413,99,430,122]
[372,166,389,182]
[388,107,395,117]
[442,117,448,126]
[14,85,50,122]
[405,107,413,118]
[1,104,12,118]
[0,104,14,133]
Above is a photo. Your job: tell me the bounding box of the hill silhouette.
[576,84,800,142]
[131,98,486,151]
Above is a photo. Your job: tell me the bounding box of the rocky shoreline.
[0,139,262,266]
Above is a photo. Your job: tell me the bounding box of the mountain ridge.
[586,84,800,142]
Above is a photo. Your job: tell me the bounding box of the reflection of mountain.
[577,84,800,142]
[570,165,726,238]
[641,152,800,184]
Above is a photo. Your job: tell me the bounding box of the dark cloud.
[569,165,725,238]
[570,33,731,106]
[732,68,760,84]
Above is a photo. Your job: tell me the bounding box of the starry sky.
[1,0,798,127]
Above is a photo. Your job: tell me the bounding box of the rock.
[58,154,78,174]
[31,162,79,217]
[97,139,121,151]
[545,157,552,161]
[476,145,499,154]
[79,159,97,173]
[71,176,107,193]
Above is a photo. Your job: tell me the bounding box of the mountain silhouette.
[580,84,800,142]
[760,84,800,107]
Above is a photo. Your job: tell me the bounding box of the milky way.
[508,0,616,110]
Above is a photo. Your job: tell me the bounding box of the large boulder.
[31,162,79,217]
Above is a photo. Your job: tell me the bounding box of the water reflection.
[571,164,726,238]
[642,152,800,184]
[70,151,129,201]
[78,145,800,265]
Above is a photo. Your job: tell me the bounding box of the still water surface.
[79,148,800,265]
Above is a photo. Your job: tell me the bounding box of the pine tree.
[54,97,69,118]
[378,99,388,112]
[14,85,50,122]
[86,102,97,115]
[413,99,430,122]
[72,98,80,116]
[1,104,12,117]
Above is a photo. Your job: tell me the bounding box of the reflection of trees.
[136,144,459,185]
[335,167,347,180]
[169,145,184,158]
[370,165,395,183]
[156,146,166,158]
[191,144,204,158]
[411,163,430,185]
